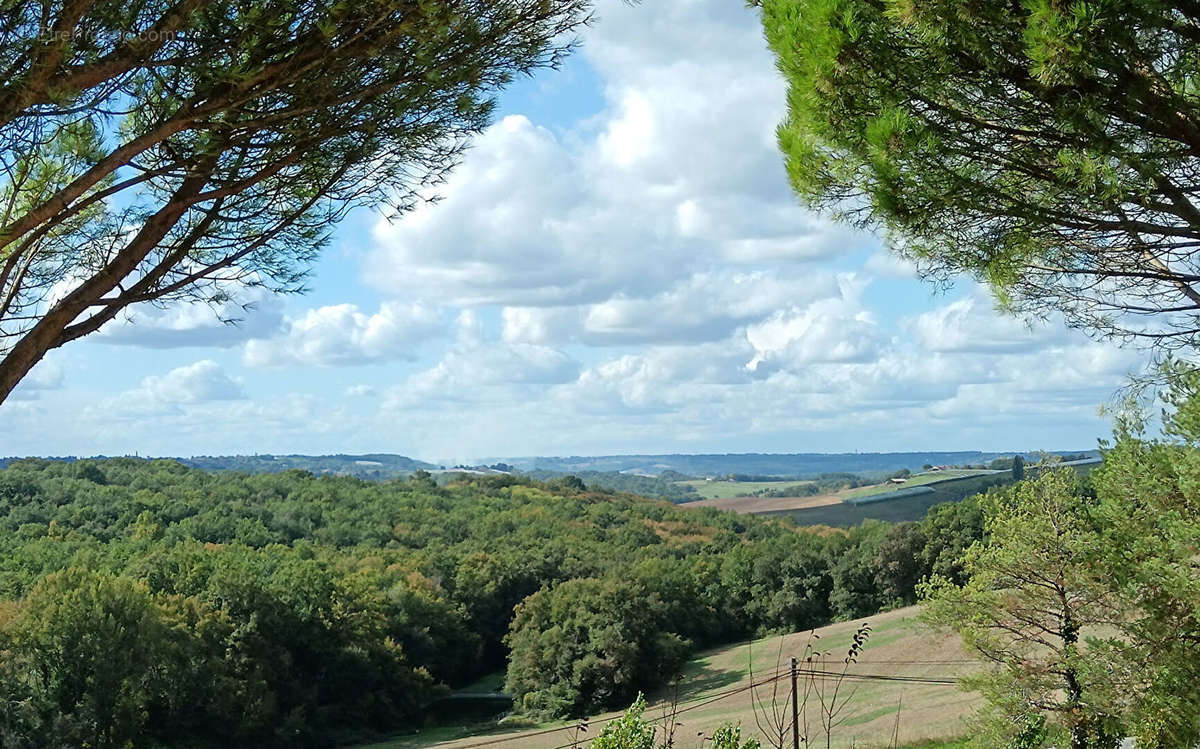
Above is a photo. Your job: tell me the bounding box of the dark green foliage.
[873,522,930,604]
[0,458,991,741]
[1,569,174,749]
[505,579,689,716]
[828,524,889,618]
[918,496,985,585]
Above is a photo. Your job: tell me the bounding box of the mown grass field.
[678,469,996,506]
[676,479,815,500]
[678,490,847,514]
[679,470,1000,520]
[361,606,981,749]
[770,473,1015,527]
[843,470,995,500]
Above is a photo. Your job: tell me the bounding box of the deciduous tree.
[505,577,689,717]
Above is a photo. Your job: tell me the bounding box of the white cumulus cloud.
[90,360,247,419]
[746,278,888,371]
[243,301,443,367]
[906,291,1068,353]
[363,0,869,311]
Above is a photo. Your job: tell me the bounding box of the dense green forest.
[0,459,985,747]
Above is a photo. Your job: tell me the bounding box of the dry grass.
[678,489,852,514]
[679,471,997,516]
[676,479,818,501]
[369,606,982,749]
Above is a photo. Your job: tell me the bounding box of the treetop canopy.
[760,0,1200,349]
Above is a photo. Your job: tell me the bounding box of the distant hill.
[499,451,1096,478]
[179,453,439,477]
[0,454,440,479]
[522,469,701,502]
[0,451,1098,483]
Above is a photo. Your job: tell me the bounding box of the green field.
[359,606,980,749]
[771,472,1015,527]
[676,478,814,500]
[844,469,995,500]
[679,469,996,504]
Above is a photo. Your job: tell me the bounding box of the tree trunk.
[1060,591,1089,749]
[0,329,55,404]
[0,161,215,405]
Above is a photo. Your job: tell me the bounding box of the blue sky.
[0,0,1144,463]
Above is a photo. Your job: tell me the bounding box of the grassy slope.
[679,470,999,520]
[771,473,1014,527]
[678,490,849,515]
[676,479,816,500]
[363,607,981,749]
[843,470,995,499]
[678,470,995,505]
[760,465,1095,528]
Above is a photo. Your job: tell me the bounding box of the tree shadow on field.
[667,659,745,699]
